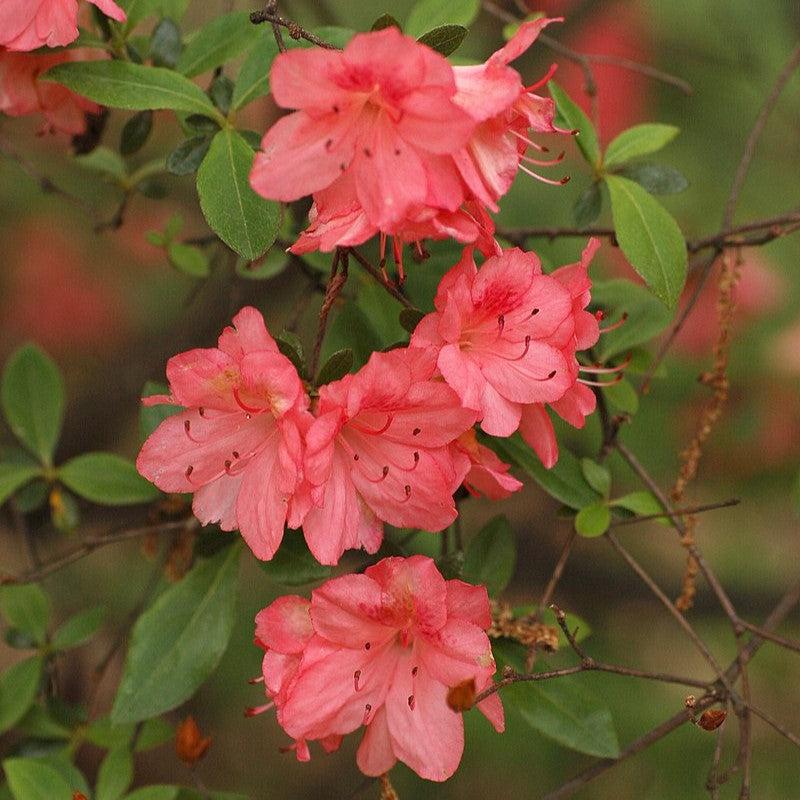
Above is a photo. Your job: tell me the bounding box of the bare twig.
[609,498,740,528]
[735,620,800,654]
[537,529,577,615]
[310,249,348,378]
[347,248,418,311]
[250,3,339,49]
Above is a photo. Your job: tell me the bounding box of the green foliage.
[233,35,279,111]
[575,503,611,537]
[606,175,687,307]
[120,110,154,155]
[371,14,402,31]
[405,0,479,38]
[176,12,261,78]
[76,146,128,180]
[258,534,332,586]
[617,162,689,195]
[43,61,220,118]
[0,458,41,508]
[166,136,212,176]
[0,585,50,644]
[417,25,468,56]
[236,248,288,281]
[167,242,210,277]
[149,18,182,69]
[573,182,602,227]
[275,331,307,377]
[398,308,425,334]
[59,453,160,506]
[603,378,639,415]
[320,301,382,370]
[111,545,240,724]
[0,657,44,735]
[2,757,74,800]
[125,788,180,800]
[139,381,180,441]
[51,607,105,651]
[316,349,354,386]
[96,747,134,800]
[462,515,516,596]
[1,344,64,466]
[549,81,601,169]
[604,124,680,169]
[611,490,669,524]
[580,458,611,499]
[196,129,281,260]
[119,0,189,33]
[491,434,600,510]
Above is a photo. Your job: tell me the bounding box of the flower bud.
[446,678,477,713]
[698,709,727,731]
[175,716,212,765]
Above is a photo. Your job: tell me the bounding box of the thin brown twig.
[609,498,740,528]
[347,248,418,310]
[745,703,800,749]
[735,619,800,654]
[250,4,339,49]
[310,249,347,378]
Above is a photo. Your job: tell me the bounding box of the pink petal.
[478,383,522,437]
[551,382,597,429]
[438,344,485,412]
[217,306,278,358]
[479,340,570,404]
[164,348,239,412]
[489,17,559,67]
[192,472,243,530]
[445,580,492,629]
[477,688,505,733]
[89,0,126,23]
[239,351,303,417]
[356,704,397,776]
[269,46,351,111]
[518,403,559,468]
[417,620,496,688]
[255,595,313,654]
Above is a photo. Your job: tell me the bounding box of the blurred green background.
[1,0,799,798]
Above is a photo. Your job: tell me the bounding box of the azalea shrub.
[1,1,799,799]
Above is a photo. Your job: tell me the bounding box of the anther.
[510,129,549,153]
[244,702,274,717]
[248,675,265,684]
[394,148,401,156]
[510,335,532,361]
[363,147,372,157]
[185,465,194,478]
[332,104,339,113]
[224,459,232,471]
[354,670,362,692]
[412,427,421,436]
[198,406,206,417]
[521,150,565,167]
[404,485,411,496]
[518,164,571,186]
[325,138,333,150]
[411,666,418,676]
[232,450,240,459]
[498,314,505,333]
[363,704,372,724]
[407,695,415,710]
[354,453,359,461]
[531,308,540,316]
[184,420,202,443]
[364,642,371,650]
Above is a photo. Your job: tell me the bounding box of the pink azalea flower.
[0,0,126,51]
[300,347,476,565]
[0,48,106,135]
[254,556,503,781]
[136,307,310,561]
[451,429,523,500]
[249,27,475,231]
[411,241,601,466]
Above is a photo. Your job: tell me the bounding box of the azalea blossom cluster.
[0,0,125,134]
[250,21,571,274]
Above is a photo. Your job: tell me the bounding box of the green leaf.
[0,657,44,734]
[135,717,174,751]
[604,123,680,169]
[406,0,479,38]
[398,308,425,334]
[275,331,306,377]
[372,14,402,31]
[0,459,41,507]
[603,377,639,414]
[606,174,687,307]
[617,162,689,195]
[258,534,331,586]
[120,0,186,32]
[177,12,261,78]
[591,279,673,361]
[140,381,181,442]
[575,503,611,537]
[120,110,154,156]
[59,452,160,506]
[76,146,127,180]
[111,546,240,724]
[611,490,668,525]
[209,74,233,114]
[236,248,288,281]
[417,24,467,56]
[1,344,64,466]
[150,18,182,69]
[232,35,279,111]
[168,242,210,278]
[52,607,105,651]
[197,128,281,260]
[320,302,382,370]
[549,81,600,168]
[43,61,218,117]
[50,488,80,534]
[16,705,72,740]
[573,182,602,227]
[580,458,611,498]
[3,757,74,800]
[96,747,134,800]
[508,674,620,757]
[462,515,516,596]
[316,349,354,386]
[490,434,600,510]
[166,136,212,176]
[0,585,50,643]
[125,788,180,800]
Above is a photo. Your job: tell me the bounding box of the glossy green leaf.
[1,344,64,465]
[236,248,287,280]
[580,459,611,498]
[196,128,281,260]
[417,24,468,56]
[59,452,160,506]
[3,757,74,800]
[573,182,602,227]
[549,81,600,168]
[111,546,240,724]
[398,308,425,334]
[606,174,687,307]
[507,674,620,757]
[43,61,218,117]
[604,123,680,169]
[0,459,41,507]
[258,534,331,586]
[52,606,105,651]
[15,705,71,740]
[603,377,639,414]
[462,515,516,596]
[120,110,154,155]
[372,14,402,31]
[611,490,669,525]
[275,331,306,378]
[490,434,600,510]
[76,146,127,179]
[0,585,50,643]
[406,0,479,38]
[575,503,611,537]
[232,35,279,111]
[97,747,134,800]
[120,0,187,32]
[125,788,180,800]
[0,657,43,734]
[321,301,382,370]
[590,279,673,361]
[166,136,212,176]
[168,242,210,277]
[87,716,172,751]
[177,12,261,78]
[316,349,354,386]
[149,18,182,69]
[616,162,689,195]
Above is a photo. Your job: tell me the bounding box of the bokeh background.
[1,0,799,797]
